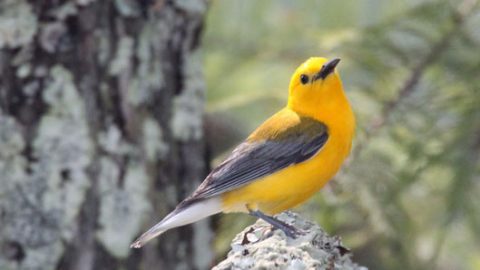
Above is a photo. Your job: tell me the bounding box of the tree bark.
[0,0,210,269]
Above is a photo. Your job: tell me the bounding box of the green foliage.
[203,0,480,269]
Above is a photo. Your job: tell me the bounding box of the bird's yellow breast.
[221,109,354,215]
[221,57,355,215]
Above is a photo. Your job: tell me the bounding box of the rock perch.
[213,212,367,270]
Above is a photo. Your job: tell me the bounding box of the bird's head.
[287,57,347,118]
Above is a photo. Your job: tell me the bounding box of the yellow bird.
[131,57,355,248]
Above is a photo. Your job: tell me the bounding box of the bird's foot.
[248,209,304,239]
[270,220,306,239]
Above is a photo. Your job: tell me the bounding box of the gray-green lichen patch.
[109,36,134,76]
[16,63,31,78]
[0,0,37,48]
[213,212,367,270]
[76,0,96,7]
[48,2,78,21]
[114,0,141,17]
[142,117,169,161]
[98,125,133,155]
[0,65,93,270]
[96,125,151,258]
[0,114,26,196]
[171,50,205,141]
[175,0,208,15]
[35,65,93,241]
[96,157,151,258]
[126,24,165,106]
[0,115,35,270]
[97,32,112,66]
[0,114,25,161]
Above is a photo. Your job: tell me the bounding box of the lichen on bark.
[95,124,153,258]
[0,65,93,269]
[213,212,367,270]
[0,0,37,49]
[96,157,151,258]
[0,0,209,268]
[171,49,205,141]
[142,117,169,161]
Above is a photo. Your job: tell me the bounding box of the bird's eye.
[300,74,309,84]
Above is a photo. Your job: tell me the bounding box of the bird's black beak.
[313,58,341,81]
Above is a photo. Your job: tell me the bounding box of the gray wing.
[189,127,328,200]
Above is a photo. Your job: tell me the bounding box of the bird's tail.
[130,197,222,248]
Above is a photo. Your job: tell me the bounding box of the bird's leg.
[247,208,302,239]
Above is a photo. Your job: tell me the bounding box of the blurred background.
[0,0,479,269]
[203,0,480,269]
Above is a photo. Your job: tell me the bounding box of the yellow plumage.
[131,57,355,248]
[222,57,355,214]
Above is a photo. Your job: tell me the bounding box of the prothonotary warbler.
[131,57,355,248]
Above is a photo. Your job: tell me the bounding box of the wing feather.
[188,116,329,200]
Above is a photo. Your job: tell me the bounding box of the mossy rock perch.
[213,212,367,270]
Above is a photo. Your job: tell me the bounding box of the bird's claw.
[272,222,305,239]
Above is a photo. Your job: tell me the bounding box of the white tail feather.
[130,198,222,248]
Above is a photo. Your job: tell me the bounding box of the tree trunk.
[0,0,210,269]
